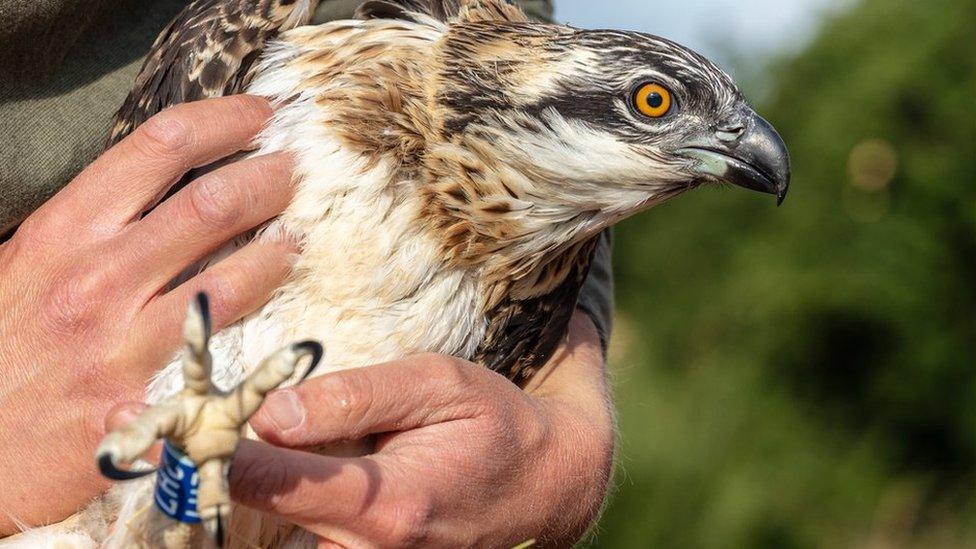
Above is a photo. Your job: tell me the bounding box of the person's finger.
[47,96,273,230]
[103,402,163,464]
[122,152,295,293]
[230,440,427,546]
[103,401,148,433]
[125,237,297,373]
[250,354,514,448]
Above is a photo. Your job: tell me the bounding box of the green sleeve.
[0,0,188,236]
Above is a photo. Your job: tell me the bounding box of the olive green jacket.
[0,0,612,343]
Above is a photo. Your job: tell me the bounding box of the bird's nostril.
[715,126,745,142]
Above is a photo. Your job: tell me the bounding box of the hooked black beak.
[679,109,792,205]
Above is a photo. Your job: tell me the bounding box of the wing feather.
[474,236,600,382]
[107,0,319,148]
[357,0,528,23]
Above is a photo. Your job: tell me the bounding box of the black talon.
[292,340,324,383]
[97,453,156,481]
[215,505,225,548]
[195,292,212,340]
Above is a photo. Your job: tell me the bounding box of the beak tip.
[776,187,788,206]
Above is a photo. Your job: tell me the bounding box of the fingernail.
[105,402,148,432]
[115,408,142,426]
[263,390,305,431]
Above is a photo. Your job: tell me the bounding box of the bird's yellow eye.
[633,83,672,118]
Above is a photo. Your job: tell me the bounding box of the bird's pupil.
[647,93,664,109]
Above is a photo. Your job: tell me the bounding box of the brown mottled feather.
[475,237,600,382]
[109,0,593,382]
[357,0,527,23]
[107,0,319,148]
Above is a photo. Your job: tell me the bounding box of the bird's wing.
[474,236,601,383]
[357,0,529,23]
[107,0,319,148]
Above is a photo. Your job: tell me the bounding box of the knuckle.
[417,354,498,416]
[13,213,48,241]
[384,493,434,547]
[15,208,82,250]
[226,94,273,123]
[67,346,135,404]
[135,110,191,159]
[231,451,292,505]
[188,281,229,333]
[521,406,552,455]
[424,353,474,387]
[198,273,244,320]
[0,227,30,263]
[185,173,242,230]
[320,374,374,433]
[39,264,111,335]
[192,259,269,329]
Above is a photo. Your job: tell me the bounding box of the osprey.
[25,0,791,546]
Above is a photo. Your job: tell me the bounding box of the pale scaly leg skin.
[95,293,323,548]
[181,293,215,396]
[196,460,230,545]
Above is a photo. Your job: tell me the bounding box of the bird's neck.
[419,131,607,305]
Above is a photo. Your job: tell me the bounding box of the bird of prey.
[24,0,791,547]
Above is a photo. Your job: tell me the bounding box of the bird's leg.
[96,294,212,479]
[181,292,214,396]
[95,402,182,480]
[97,293,323,548]
[196,459,231,545]
[172,340,320,547]
[95,402,196,548]
[220,341,323,426]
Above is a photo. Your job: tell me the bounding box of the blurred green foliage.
[590,0,975,546]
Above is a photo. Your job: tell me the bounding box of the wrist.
[536,402,615,546]
[0,388,118,534]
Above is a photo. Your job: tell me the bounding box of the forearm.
[525,312,616,545]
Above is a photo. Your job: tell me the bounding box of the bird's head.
[427,23,791,262]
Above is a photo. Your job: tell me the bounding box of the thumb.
[250,354,511,448]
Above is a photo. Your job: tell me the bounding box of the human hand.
[0,96,296,534]
[231,312,614,547]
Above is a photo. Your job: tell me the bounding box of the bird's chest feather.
[242,166,489,375]
[148,125,488,402]
[242,75,493,371]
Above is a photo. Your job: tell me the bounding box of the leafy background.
[559,0,975,546]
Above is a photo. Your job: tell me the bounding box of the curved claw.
[203,504,227,548]
[195,292,212,340]
[292,340,324,383]
[216,506,225,548]
[97,453,156,481]
[186,292,212,348]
